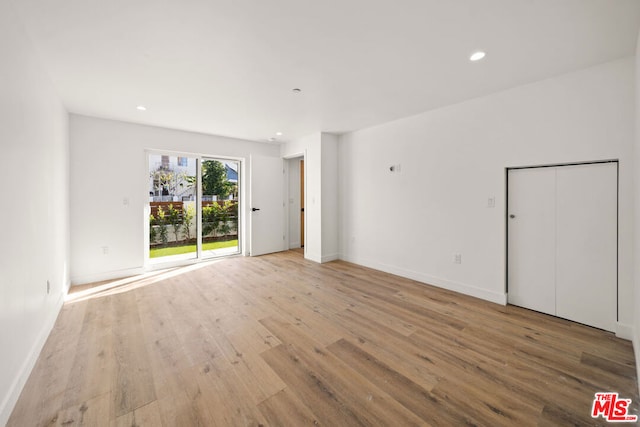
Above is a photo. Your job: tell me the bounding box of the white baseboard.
[289,241,301,249]
[70,267,144,286]
[339,253,506,305]
[0,292,64,427]
[305,252,322,263]
[616,322,634,340]
[321,253,339,263]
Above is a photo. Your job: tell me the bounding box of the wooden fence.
[150,200,238,219]
[150,201,183,218]
[150,201,239,228]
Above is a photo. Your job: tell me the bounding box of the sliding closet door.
[507,162,618,332]
[507,167,557,316]
[555,163,617,331]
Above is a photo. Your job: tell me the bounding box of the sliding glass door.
[200,158,240,258]
[148,153,240,263]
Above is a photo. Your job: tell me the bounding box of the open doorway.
[286,156,304,249]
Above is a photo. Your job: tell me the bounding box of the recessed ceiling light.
[136,105,147,111]
[469,51,486,62]
[292,88,302,93]
[276,132,283,136]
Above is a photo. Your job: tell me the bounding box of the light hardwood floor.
[8,250,638,426]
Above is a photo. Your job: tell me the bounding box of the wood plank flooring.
[8,250,638,426]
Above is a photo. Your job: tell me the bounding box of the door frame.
[505,159,619,321]
[144,149,245,270]
[283,151,307,256]
[300,158,305,248]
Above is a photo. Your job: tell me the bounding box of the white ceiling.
[12,0,640,143]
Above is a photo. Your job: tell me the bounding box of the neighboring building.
[149,154,197,201]
[225,163,238,183]
[149,154,238,201]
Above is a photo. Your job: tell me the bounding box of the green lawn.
[150,239,238,258]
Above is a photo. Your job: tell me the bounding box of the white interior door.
[250,155,284,256]
[507,167,557,316]
[555,163,617,331]
[507,162,617,332]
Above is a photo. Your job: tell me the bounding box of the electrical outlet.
[453,253,462,264]
[102,246,109,255]
[46,280,50,294]
[487,197,495,208]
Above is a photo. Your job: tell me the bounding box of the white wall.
[339,57,635,334]
[281,132,339,263]
[0,1,69,424]
[321,133,339,262]
[634,32,640,392]
[69,115,279,284]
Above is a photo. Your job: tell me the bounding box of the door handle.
[252,207,260,212]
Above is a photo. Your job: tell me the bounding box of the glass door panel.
[201,158,240,258]
[148,154,198,262]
